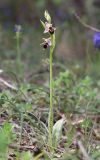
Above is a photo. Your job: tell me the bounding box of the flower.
[14,25,22,33]
[93,32,100,49]
[44,22,56,34]
[41,38,52,49]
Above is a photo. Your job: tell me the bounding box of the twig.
[74,13,100,32]
[0,77,18,91]
[78,140,92,160]
[9,144,35,151]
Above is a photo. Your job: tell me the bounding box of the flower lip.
[93,32,100,49]
[49,27,55,34]
[43,43,48,49]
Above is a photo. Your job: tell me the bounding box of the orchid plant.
[41,11,56,148]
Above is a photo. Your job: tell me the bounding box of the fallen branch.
[0,78,18,91]
[74,13,100,32]
[78,140,92,160]
[9,144,35,151]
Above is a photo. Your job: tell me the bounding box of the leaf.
[44,10,51,23]
[92,151,100,159]
[52,118,64,147]
[0,123,14,157]
[21,151,33,160]
[40,20,45,28]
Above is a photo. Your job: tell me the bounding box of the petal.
[47,39,52,46]
[44,29,49,33]
[93,32,100,48]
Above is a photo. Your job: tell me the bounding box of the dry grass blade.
[78,140,92,160]
[0,78,18,91]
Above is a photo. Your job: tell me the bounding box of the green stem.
[19,112,24,146]
[48,34,55,148]
[48,48,53,146]
[16,32,21,72]
[16,32,20,64]
[17,112,24,158]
